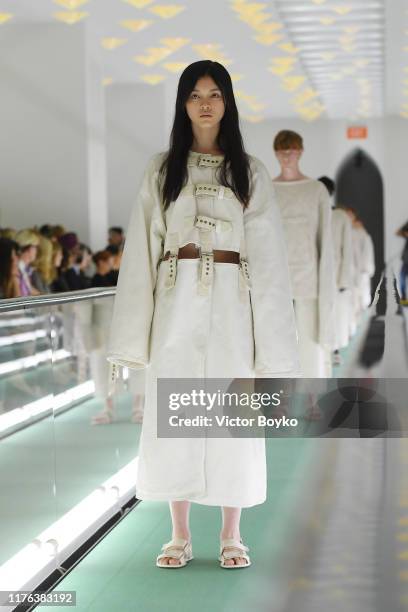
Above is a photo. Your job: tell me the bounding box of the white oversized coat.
[106,151,300,507]
[273,179,336,349]
[332,208,355,350]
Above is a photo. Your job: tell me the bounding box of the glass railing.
[0,288,142,595]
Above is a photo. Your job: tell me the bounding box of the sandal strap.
[220,538,250,558]
[158,538,190,560]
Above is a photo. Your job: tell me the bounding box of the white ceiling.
[0,0,407,121]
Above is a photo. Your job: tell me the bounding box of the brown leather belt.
[162,243,240,264]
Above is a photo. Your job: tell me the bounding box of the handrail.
[0,286,116,312]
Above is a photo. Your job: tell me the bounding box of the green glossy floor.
[38,437,317,612]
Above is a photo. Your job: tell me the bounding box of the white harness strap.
[194,217,214,296]
[165,232,179,289]
[108,362,120,397]
[187,153,224,168]
[181,184,235,200]
[194,214,232,234]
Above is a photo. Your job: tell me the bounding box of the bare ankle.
[220,531,240,541]
[172,531,191,541]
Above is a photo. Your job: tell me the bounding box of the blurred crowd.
[0,225,125,299]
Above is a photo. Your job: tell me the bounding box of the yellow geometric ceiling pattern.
[0,0,392,121]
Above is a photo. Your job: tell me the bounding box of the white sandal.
[156,537,193,568]
[219,538,251,569]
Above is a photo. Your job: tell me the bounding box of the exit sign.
[347,126,368,139]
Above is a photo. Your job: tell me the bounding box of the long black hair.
[0,238,19,298]
[160,60,252,209]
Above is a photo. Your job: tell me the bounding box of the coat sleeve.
[106,154,166,369]
[244,158,301,378]
[338,213,354,290]
[316,184,337,348]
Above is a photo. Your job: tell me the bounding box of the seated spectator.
[91,251,116,287]
[78,243,94,279]
[59,233,91,291]
[14,230,41,296]
[105,245,121,285]
[107,226,124,250]
[32,233,55,293]
[0,238,22,298]
[50,241,70,292]
[0,228,17,241]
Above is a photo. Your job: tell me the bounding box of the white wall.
[0,23,90,239]
[105,83,167,231]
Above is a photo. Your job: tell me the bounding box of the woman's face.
[185,75,225,129]
[275,148,303,171]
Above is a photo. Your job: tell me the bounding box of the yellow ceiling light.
[253,21,283,34]
[163,62,188,73]
[292,88,319,106]
[102,77,113,86]
[0,13,12,24]
[343,45,356,53]
[332,5,353,15]
[240,114,265,123]
[254,32,283,45]
[101,38,128,50]
[329,73,344,81]
[279,43,299,54]
[149,5,185,19]
[354,58,370,68]
[401,111,408,119]
[235,90,266,112]
[249,102,266,112]
[312,0,327,4]
[192,44,233,65]
[271,57,297,66]
[239,13,270,28]
[281,75,306,92]
[269,64,294,76]
[54,11,88,24]
[53,0,88,8]
[339,34,355,45]
[231,73,244,82]
[233,3,268,17]
[296,102,325,121]
[120,19,152,32]
[320,16,335,25]
[134,46,173,65]
[141,74,166,85]
[123,0,154,7]
[320,52,336,61]
[160,37,190,50]
[343,25,360,34]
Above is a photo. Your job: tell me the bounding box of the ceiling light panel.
[275,0,385,118]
